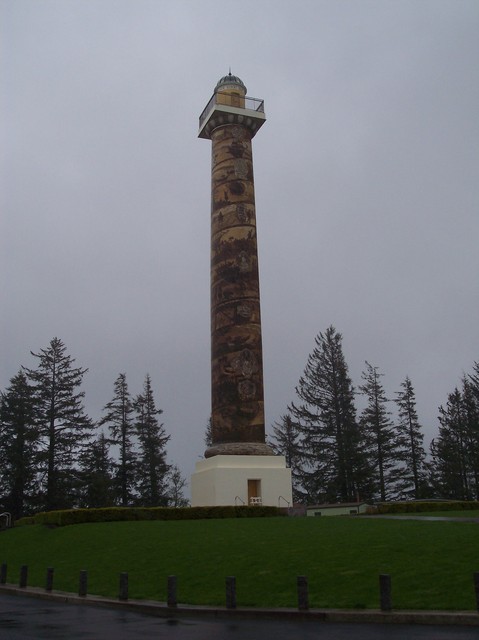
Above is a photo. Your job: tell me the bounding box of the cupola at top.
[215,72,247,96]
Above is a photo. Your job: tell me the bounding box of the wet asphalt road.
[1,595,478,640]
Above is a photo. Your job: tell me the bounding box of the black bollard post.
[0,563,6,585]
[79,570,88,597]
[119,572,128,601]
[167,575,177,608]
[19,565,28,588]
[379,574,392,611]
[297,575,309,611]
[474,572,479,612]
[226,576,236,609]
[46,567,54,592]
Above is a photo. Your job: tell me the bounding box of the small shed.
[306,502,370,517]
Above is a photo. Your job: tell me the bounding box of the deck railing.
[199,92,265,130]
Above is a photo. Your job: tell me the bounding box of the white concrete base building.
[191,455,293,507]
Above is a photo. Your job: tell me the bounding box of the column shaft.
[207,124,269,457]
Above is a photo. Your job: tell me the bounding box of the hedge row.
[15,505,286,527]
[369,500,479,514]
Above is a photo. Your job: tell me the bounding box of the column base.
[205,442,274,458]
[190,454,293,507]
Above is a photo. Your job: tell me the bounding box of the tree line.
[3,330,478,518]
[0,337,187,519]
[270,326,479,505]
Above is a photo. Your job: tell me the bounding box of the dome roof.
[215,72,247,94]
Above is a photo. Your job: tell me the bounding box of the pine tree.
[78,433,115,508]
[288,326,364,503]
[0,371,39,518]
[469,362,479,404]
[463,367,479,498]
[270,415,304,502]
[100,373,137,506]
[134,374,170,506]
[167,464,189,507]
[204,417,213,448]
[24,338,93,511]
[394,376,428,499]
[359,362,399,502]
[431,375,479,501]
[430,387,471,499]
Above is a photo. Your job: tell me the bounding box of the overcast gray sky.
[2,0,478,496]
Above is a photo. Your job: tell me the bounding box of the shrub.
[374,500,479,514]
[14,516,35,527]
[18,505,286,527]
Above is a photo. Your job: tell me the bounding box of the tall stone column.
[199,73,272,458]
[191,74,292,508]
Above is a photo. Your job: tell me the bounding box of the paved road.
[1,594,478,639]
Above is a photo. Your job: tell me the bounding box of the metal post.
[167,575,177,608]
[46,567,54,592]
[473,572,479,612]
[119,572,128,601]
[297,575,309,610]
[379,574,392,611]
[19,565,28,588]
[79,570,88,597]
[226,576,236,609]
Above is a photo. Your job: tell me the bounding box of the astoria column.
[192,73,291,507]
[199,72,273,459]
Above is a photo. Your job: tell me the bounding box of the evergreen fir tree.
[270,415,304,502]
[288,326,365,503]
[463,368,479,498]
[0,371,39,518]
[167,464,189,507]
[469,362,479,404]
[100,373,137,506]
[78,433,115,508]
[430,388,470,499]
[394,376,428,499]
[359,362,399,502]
[204,417,213,448]
[24,338,93,511]
[431,376,479,500]
[134,374,170,506]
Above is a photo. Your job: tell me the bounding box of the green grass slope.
[1,517,478,610]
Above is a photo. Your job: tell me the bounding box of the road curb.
[1,584,478,626]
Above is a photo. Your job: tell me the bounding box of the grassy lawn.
[1,517,478,610]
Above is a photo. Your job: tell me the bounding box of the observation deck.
[198,91,266,140]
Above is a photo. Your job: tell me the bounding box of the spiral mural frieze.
[209,122,267,452]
